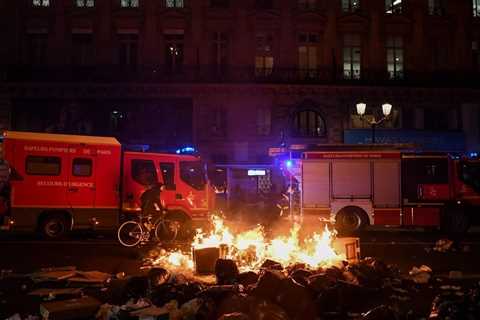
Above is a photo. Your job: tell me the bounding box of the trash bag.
[307,273,336,293]
[150,282,202,307]
[237,272,259,287]
[361,305,397,320]
[218,312,251,320]
[409,265,432,284]
[289,269,312,287]
[260,260,283,271]
[277,278,315,320]
[250,300,290,320]
[215,259,239,285]
[252,271,285,301]
[217,294,251,318]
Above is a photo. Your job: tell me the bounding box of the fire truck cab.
[0,131,212,238]
[275,145,480,234]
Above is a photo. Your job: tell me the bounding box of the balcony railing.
[1,65,479,88]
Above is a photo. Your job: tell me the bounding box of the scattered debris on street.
[2,256,480,319]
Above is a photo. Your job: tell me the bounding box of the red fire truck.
[274,145,480,234]
[0,131,213,238]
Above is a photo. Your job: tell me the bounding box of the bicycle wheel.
[154,218,179,242]
[118,221,143,247]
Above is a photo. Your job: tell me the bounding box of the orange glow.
[151,215,345,272]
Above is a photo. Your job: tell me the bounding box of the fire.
[151,215,345,272]
[150,249,194,272]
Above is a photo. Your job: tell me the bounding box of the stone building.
[1,0,480,165]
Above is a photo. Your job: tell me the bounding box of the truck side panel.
[302,161,330,208]
[5,134,121,231]
[373,160,400,207]
[332,160,371,199]
[372,160,401,225]
[10,139,69,208]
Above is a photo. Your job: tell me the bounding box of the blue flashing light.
[285,160,293,168]
[468,152,478,158]
[176,146,196,154]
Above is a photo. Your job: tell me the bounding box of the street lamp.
[356,102,393,144]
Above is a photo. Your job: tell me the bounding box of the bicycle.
[117,211,180,247]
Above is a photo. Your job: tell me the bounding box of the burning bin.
[193,244,228,274]
[332,237,360,262]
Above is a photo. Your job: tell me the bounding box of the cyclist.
[140,182,165,216]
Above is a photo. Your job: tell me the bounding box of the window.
[386,35,404,79]
[298,0,317,10]
[26,156,60,176]
[72,158,92,177]
[166,0,183,8]
[257,107,271,136]
[72,33,94,66]
[210,0,229,8]
[256,0,273,10]
[160,162,175,190]
[428,0,444,15]
[32,0,49,7]
[403,158,448,201]
[180,161,206,191]
[475,0,480,17]
[292,110,326,137]
[255,33,274,77]
[211,32,228,75]
[120,0,138,8]
[165,30,184,73]
[460,161,480,192]
[75,0,95,7]
[385,0,402,14]
[118,34,138,66]
[342,0,360,13]
[298,32,320,79]
[343,34,361,79]
[28,33,48,65]
[131,160,157,186]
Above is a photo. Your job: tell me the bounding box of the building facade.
[1,0,480,165]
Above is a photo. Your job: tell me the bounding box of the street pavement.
[1,227,480,318]
[1,227,479,275]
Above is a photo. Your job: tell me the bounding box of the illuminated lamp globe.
[382,103,393,117]
[356,103,367,116]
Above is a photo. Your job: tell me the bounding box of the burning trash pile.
[144,216,348,274]
[3,217,480,319]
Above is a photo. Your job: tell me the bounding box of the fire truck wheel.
[335,206,368,235]
[441,205,470,235]
[39,213,69,239]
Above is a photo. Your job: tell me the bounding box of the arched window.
[292,109,326,137]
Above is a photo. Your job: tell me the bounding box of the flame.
[150,215,345,272]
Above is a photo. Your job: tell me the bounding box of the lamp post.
[356,102,393,144]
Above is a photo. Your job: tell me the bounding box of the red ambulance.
[0,131,213,238]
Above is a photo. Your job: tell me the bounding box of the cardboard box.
[332,237,361,262]
[40,296,101,320]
